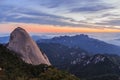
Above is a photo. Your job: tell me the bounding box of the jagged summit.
[7,27,51,65]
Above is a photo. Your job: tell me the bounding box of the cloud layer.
[0,0,120,29]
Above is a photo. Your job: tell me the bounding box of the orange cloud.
[0,23,120,33]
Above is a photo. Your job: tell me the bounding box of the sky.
[1,0,120,33]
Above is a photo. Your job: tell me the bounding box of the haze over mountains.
[0,35,49,43]
[1,33,120,46]
[1,33,120,55]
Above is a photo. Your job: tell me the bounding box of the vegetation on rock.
[0,44,79,80]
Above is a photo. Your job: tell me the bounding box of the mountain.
[0,44,79,80]
[7,27,51,65]
[38,43,89,69]
[37,34,120,55]
[38,42,120,79]
[69,54,120,78]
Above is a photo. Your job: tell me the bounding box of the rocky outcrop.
[7,27,51,65]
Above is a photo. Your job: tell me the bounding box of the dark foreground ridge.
[0,44,79,80]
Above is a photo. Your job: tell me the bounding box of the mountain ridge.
[37,34,120,55]
[38,42,120,79]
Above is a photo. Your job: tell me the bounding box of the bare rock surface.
[7,27,51,65]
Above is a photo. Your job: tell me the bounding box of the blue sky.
[0,0,120,33]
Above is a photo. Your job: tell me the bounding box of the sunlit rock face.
[7,27,51,65]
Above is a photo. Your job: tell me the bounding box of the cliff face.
[7,27,51,65]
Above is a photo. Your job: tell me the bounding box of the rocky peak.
[7,27,51,65]
[90,54,105,64]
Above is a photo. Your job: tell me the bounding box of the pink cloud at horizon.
[0,23,120,34]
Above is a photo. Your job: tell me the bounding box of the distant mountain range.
[36,34,120,79]
[38,42,120,79]
[37,34,120,55]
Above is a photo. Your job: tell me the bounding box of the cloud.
[34,0,76,8]
[0,6,81,27]
[96,19,120,26]
[101,13,120,17]
[0,4,102,28]
[70,5,114,12]
[0,0,120,29]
